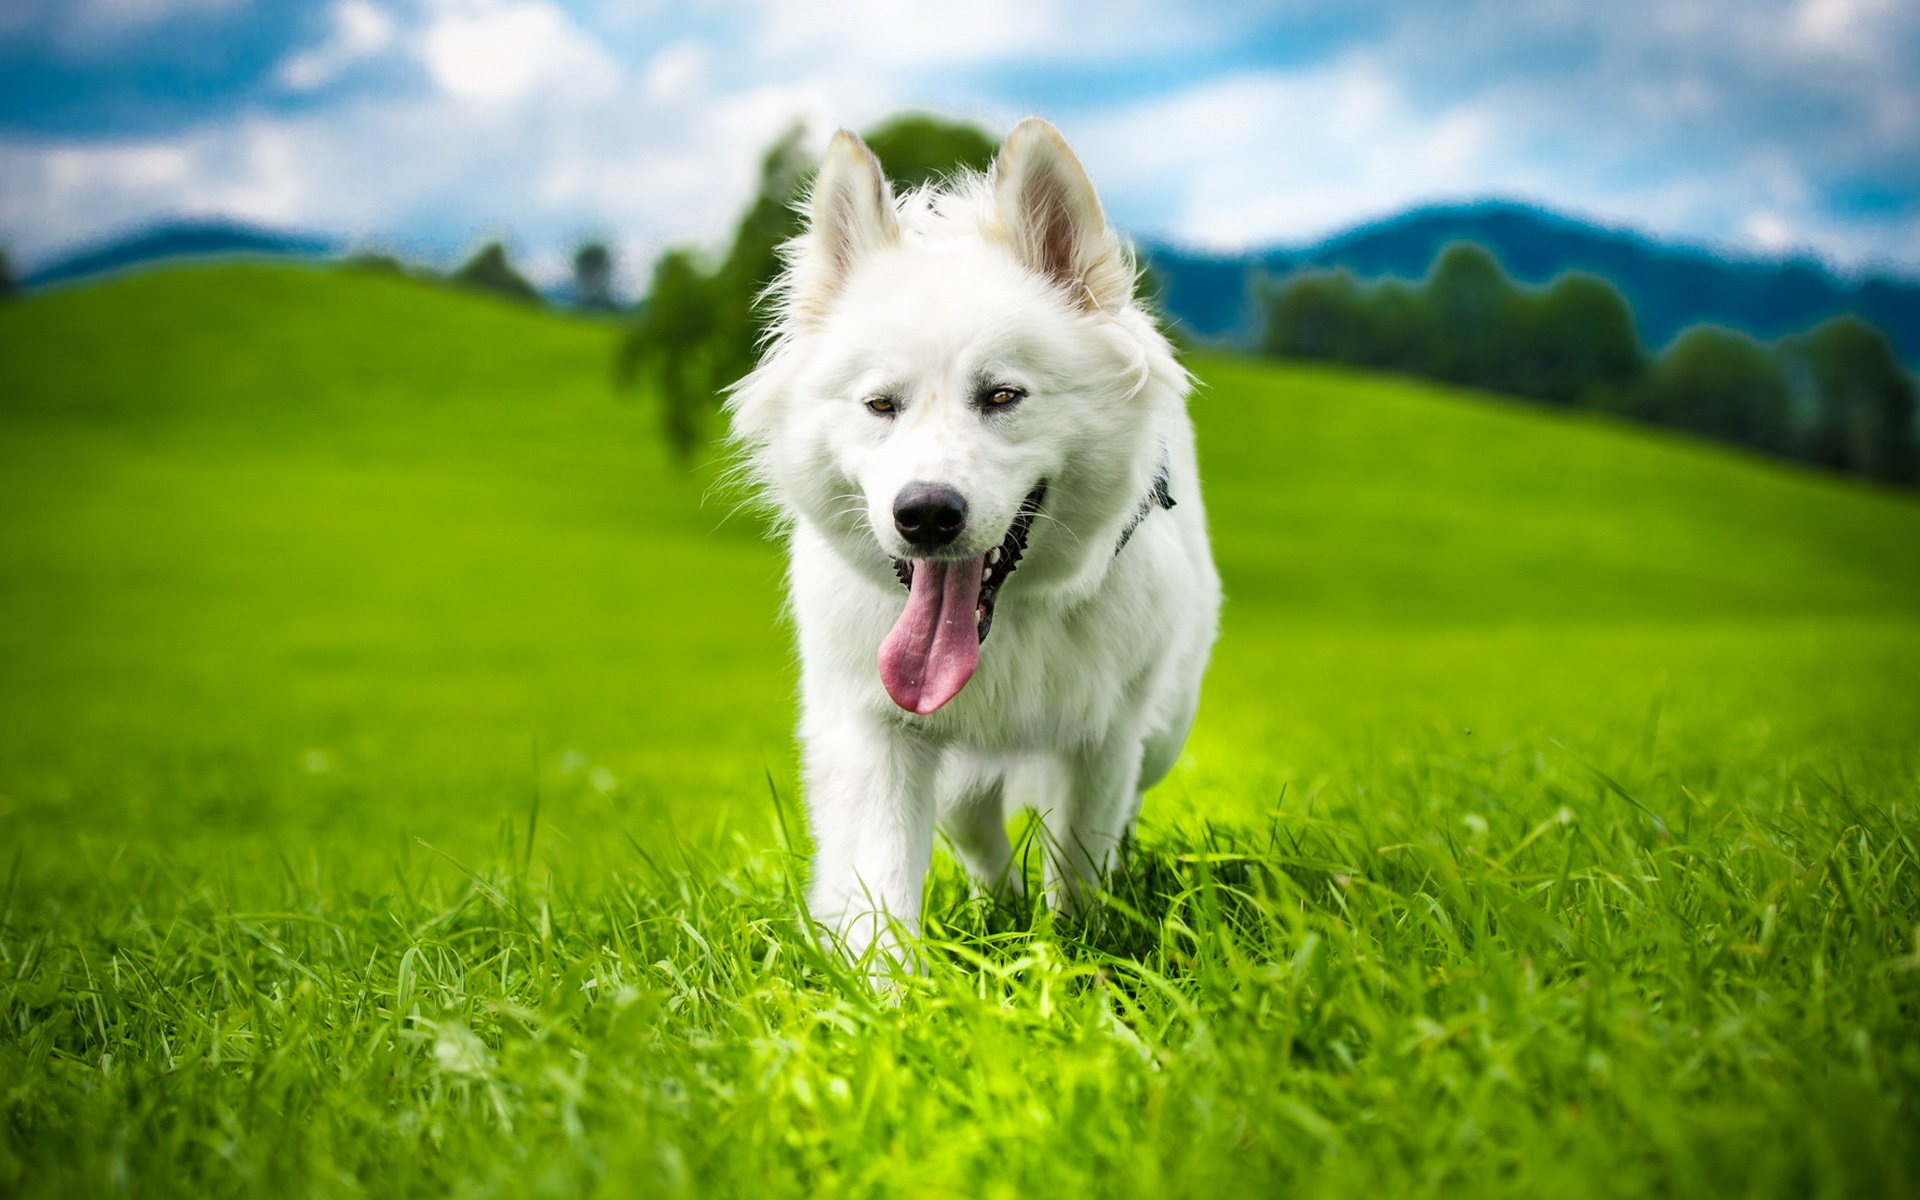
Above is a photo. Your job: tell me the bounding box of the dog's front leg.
[1043,738,1144,917]
[800,710,938,971]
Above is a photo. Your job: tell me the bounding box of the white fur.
[729,119,1221,966]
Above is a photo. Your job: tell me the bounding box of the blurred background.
[0,0,1917,889]
[4,0,1917,473]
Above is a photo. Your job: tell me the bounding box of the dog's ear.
[792,129,898,322]
[994,118,1131,313]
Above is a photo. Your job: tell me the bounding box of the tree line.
[348,239,621,312]
[1260,243,1917,487]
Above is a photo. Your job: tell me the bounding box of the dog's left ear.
[994,118,1131,313]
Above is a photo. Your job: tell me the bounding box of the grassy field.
[2,265,1917,1197]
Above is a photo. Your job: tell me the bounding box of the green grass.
[2,265,1917,1197]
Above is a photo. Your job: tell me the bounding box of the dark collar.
[1114,455,1176,556]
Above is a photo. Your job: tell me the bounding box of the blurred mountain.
[21,220,339,289]
[1141,201,1920,363]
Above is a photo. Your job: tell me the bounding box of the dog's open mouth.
[878,483,1046,715]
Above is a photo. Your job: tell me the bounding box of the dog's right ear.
[790,130,898,324]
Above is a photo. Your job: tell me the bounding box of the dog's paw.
[816,909,926,987]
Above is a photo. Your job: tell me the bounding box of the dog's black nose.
[893,482,968,550]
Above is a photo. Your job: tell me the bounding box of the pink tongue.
[878,556,985,714]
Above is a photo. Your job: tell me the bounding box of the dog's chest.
[897,571,1176,747]
[789,522,1193,748]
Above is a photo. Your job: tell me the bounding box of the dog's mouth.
[878,482,1046,715]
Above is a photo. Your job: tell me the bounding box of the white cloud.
[1072,60,1503,250]
[414,0,621,104]
[31,142,198,215]
[641,38,710,104]
[736,0,1208,68]
[1059,49,1914,276]
[744,0,1063,66]
[1741,211,1796,253]
[276,0,396,92]
[1791,0,1900,58]
[0,16,889,291]
[0,122,358,254]
[2,0,1914,284]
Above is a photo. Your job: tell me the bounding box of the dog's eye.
[982,387,1026,409]
[865,397,898,416]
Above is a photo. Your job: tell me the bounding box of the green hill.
[1,263,1916,879]
[1,266,795,884]
[2,266,1917,1199]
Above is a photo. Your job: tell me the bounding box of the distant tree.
[618,125,811,458]
[1421,242,1516,388]
[0,247,15,300]
[701,124,815,401]
[1362,279,1430,372]
[1261,270,1371,363]
[1249,233,1914,488]
[616,249,717,453]
[1259,244,1648,408]
[1782,316,1917,484]
[1634,326,1791,451]
[572,241,616,311]
[344,250,408,276]
[453,241,541,304]
[620,115,997,460]
[860,113,997,191]
[1517,273,1644,406]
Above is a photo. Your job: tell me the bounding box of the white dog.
[729,118,1220,965]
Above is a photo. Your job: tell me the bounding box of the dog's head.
[731,118,1187,714]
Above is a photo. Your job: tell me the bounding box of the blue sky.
[2,0,1916,291]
